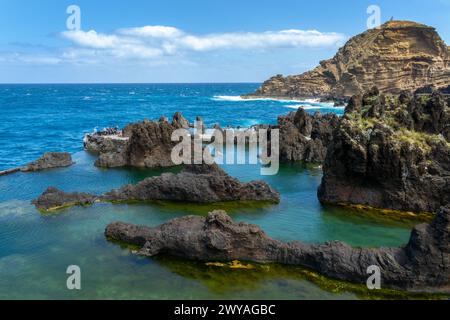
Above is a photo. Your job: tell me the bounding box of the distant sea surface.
[0,83,343,170]
[0,84,420,300]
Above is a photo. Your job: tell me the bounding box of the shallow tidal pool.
[0,151,433,300]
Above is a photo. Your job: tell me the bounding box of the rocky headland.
[33,164,280,211]
[318,88,450,214]
[0,152,74,176]
[244,21,450,101]
[105,206,450,293]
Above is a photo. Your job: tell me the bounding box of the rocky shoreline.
[244,20,450,101]
[33,164,280,211]
[318,89,450,213]
[0,152,73,176]
[105,206,450,293]
[24,88,449,294]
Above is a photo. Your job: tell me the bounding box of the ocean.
[0,84,415,299]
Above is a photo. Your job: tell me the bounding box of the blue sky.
[0,0,449,83]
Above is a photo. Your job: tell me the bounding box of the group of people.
[95,126,121,136]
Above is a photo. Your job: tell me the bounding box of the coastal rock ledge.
[0,152,74,176]
[106,206,450,293]
[32,164,280,211]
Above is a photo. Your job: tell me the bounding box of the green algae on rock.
[319,89,450,214]
[32,164,280,212]
[105,208,450,293]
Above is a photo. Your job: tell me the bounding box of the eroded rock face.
[87,113,191,168]
[0,152,74,176]
[277,109,339,163]
[318,90,450,213]
[33,164,280,211]
[245,21,450,100]
[105,206,450,292]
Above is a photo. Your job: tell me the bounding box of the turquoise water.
[0,84,414,300]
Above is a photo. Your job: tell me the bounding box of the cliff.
[318,88,450,213]
[245,21,450,100]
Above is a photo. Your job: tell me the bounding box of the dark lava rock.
[32,187,96,211]
[0,152,74,176]
[276,108,339,163]
[102,164,280,204]
[318,89,450,213]
[22,152,74,172]
[33,164,280,210]
[105,206,450,293]
[89,112,191,169]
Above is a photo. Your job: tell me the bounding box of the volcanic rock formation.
[0,152,74,176]
[33,164,280,211]
[84,112,192,168]
[105,206,450,293]
[277,109,339,163]
[245,21,450,100]
[318,88,450,213]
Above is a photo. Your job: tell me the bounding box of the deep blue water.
[0,83,343,170]
[0,84,417,300]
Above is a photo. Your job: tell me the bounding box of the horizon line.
[0,82,262,85]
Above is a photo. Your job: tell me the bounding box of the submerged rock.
[33,164,280,211]
[32,187,96,211]
[0,152,74,176]
[105,206,450,293]
[318,89,450,213]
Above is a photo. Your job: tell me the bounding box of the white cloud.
[119,26,184,38]
[62,30,122,49]
[0,25,346,68]
[61,26,346,60]
[0,53,62,65]
[62,30,163,58]
[175,29,345,51]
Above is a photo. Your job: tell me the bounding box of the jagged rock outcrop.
[251,108,339,163]
[277,109,339,163]
[0,152,74,176]
[105,206,450,292]
[33,164,280,211]
[318,89,450,213]
[245,21,450,100]
[86,113,192,168]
